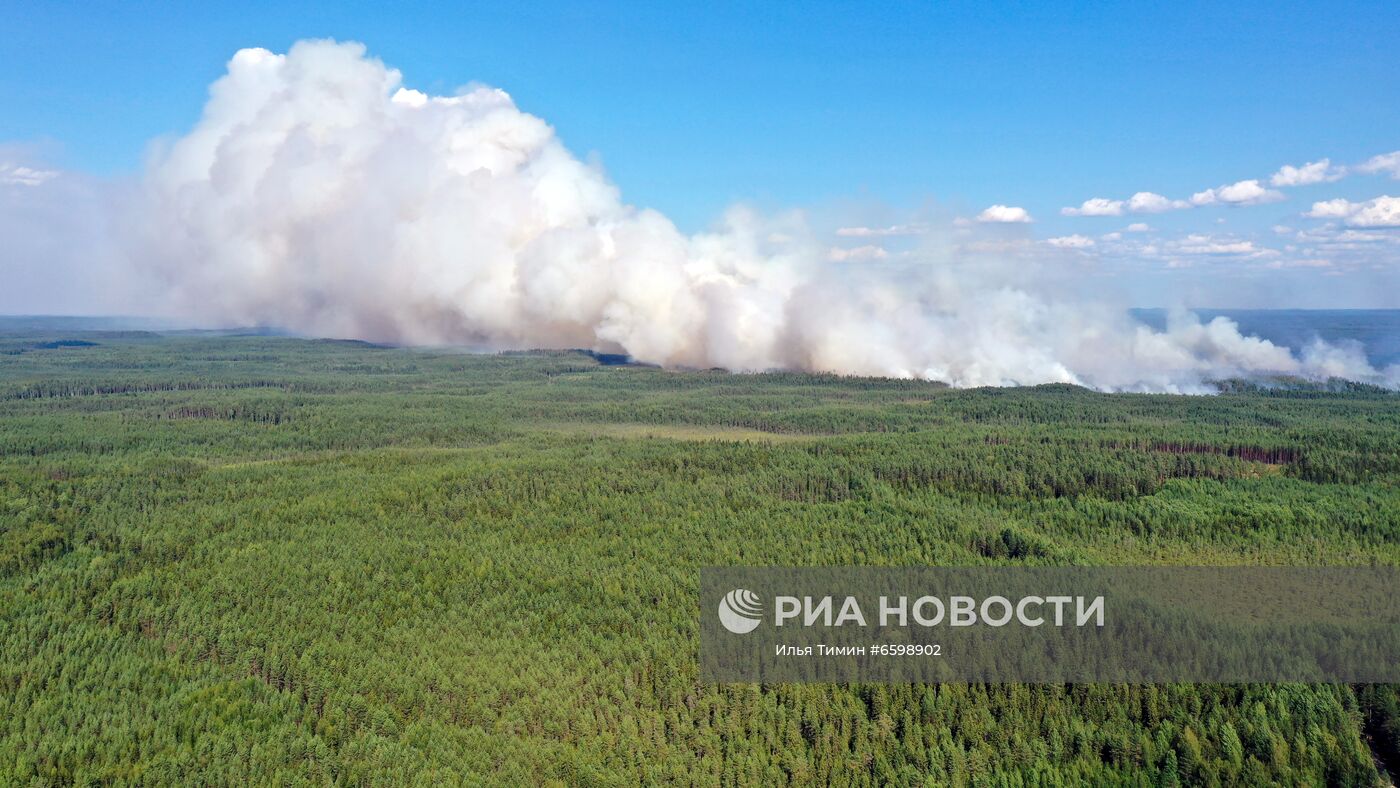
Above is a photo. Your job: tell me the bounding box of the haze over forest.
[2,34,1398,390]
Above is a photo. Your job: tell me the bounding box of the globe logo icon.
[718,589,763,634]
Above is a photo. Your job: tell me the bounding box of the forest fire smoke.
[126,40,1397,391]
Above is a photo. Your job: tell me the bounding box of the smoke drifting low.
[92,41,1397,389]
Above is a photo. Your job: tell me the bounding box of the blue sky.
[2,1,1399,308]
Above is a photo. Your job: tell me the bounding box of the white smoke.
[0,144,124,315]
[111,40,1394,390]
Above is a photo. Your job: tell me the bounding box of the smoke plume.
[111,40,1395,390]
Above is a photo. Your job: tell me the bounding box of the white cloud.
[1291,224,1400,249]
[1263,257,1333,269]
[1333,229,1399,242]
[1126,222,1152,232]
[827,244,889,262]
[1270,158,1345,187]
[1190,179,1285,206]
[1046,234,1095,249]
[1100,232,1122,241]
[1064,184,1283,220]
[1305,198,1355,219]
[1061,198,1123,217]
[1062,192,1189,217]
[1358,151,1400,179]
[835,223,928,237]
[976,204,1032,223]
[1063,151,1400,227]
[1304,195,1400,228]
[1173,234,1267,255]
[1127,191,1188,213]
[0,163,59,187]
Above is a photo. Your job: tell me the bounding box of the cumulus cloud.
[1305,196,1400,227]
[976,204,1032,223]
[1305,199,1354,219]
[1060,150,1400,225]
[1126,191,1188,213]
[1126,222,1152,232]
[835,223,928,237]
[1046,234,1095,249]
[0,162,58,186]
[1065,180,1304,218]
[1061,198,1123,217]
[1191,179,1285,206]
[1173,235,1264,255]
[1359,151,1400,179]
[1062,191,1192,217]
[1270,158,1345,187]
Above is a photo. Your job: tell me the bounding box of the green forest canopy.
[2,329,1398,785]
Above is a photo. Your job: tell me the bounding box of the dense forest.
[2,327,1398,785]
